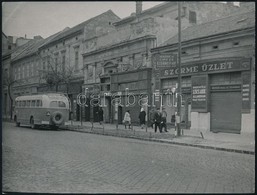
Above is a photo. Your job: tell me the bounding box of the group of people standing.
[150,107,168,133]
[123,107,168,133]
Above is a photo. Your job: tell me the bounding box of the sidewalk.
[62,121,255,155]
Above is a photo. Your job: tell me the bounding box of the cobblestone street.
[2,122,255,193]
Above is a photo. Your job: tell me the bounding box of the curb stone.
[61,126,255,155]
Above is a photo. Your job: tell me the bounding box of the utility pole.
[177,1,182,136]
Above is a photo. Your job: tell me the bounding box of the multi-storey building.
[151,10,255,134]
[37,10,120,121]
[2,34,46,119]
[82,1,245,124]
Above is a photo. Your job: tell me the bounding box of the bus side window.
[58,101,66,107]
[26,100,30,107]
[18,101,21,107]
[36,100,41,107]
[31,100,36,107]
[22,101,26,107]
[50,101,58,107]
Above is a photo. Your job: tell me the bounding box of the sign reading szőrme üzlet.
[160,59,250,77]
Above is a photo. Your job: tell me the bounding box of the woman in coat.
[123,110,131,129]
[139,108,146,129]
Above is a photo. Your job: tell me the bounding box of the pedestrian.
[123,110,131,129]
[160,107,168,132]
[149,108,156,129]
[153,108,162,133]
[138,107,146,129]
[98,107,104,125]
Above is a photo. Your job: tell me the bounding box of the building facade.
[82,35,155,123]
[82,1,245,124]
[36,10,120,121]
[151,11,255,134]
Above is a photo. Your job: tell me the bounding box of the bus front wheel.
[30,117,37,129]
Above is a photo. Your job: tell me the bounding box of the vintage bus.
[14,93,70,129]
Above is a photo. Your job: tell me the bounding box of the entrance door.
[210,91,241,133]
[118,106,123,124]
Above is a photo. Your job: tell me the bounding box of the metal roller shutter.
[210,92,241,133]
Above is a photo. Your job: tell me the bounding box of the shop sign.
[152,53,177,69]
[154,89,160,101]
[242,71,251,113]
[210,84,241,91]
[191,75,208,112]
[160,58,251,77]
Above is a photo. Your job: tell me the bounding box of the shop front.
[158,57,251,133]
[110,68,152,125]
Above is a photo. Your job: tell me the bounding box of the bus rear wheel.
[30,117,37,129]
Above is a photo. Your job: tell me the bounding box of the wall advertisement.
[191,75,208,112]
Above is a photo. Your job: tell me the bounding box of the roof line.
[153,27,255,51]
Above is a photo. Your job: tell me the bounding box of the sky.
[2,1,165,39]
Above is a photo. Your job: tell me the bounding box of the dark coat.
[154,111,162,123]
[139,111,146,124]
[98,108,104,122]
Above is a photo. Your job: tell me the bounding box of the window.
[58,101,66,107]
[17,67,20,80]
[233,42,239,46]
[21,65,24,79]
[22,101,26,107]
[13,68,16,80]
[212,45,219,50]
[55,54,58,69]
[47,57,50,71]
[29,62,32,76]
[27,64,29,77]
[43,61,46,71]
[31,100,36,107]
[75,51,79,70]
[26,100,30,107]
[34,61,38,76]
[8,45,12,50]
[36,100,42,107]
[189,10,196,24]
[50,101,58,107]
[31,63,34,77]
[62,55,66,72]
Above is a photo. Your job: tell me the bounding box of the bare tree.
[37,52,75,94]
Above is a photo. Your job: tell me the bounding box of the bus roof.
[15,93,68,101]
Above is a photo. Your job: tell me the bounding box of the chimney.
[136,1,142,15]
[25,34,27,39]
